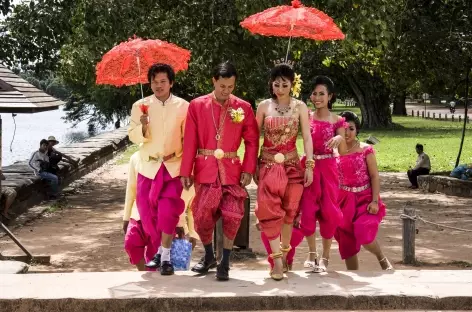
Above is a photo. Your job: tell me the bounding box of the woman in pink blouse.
[299,76,346,273]
[335,111,392,270]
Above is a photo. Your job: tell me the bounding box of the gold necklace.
[273,99,291,115]
[211,100,229,141]
[347,140,360,153]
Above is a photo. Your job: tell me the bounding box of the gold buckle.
[274,153,285,164]
[213,149,225,160]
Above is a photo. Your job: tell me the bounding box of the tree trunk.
[393,91,407,116]
[346,69,392,129]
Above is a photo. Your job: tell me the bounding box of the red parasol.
[95,37,191,111]
[240,0,345,60]
[96,36,191,87]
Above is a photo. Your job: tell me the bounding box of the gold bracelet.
[305,162,315,170]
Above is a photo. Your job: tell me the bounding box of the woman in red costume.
[255,63,314,281]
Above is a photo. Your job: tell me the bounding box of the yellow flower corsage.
[291,73,303,98]
[230,107,245,123]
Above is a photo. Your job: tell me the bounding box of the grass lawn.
[328,105,472,172]
[118,104,472,173]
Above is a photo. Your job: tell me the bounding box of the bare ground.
[1,157,471,273]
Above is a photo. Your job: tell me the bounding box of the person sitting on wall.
[1,171,18,223]
[46,136,79,175]
[407,143,431,189]
[29,139,60,199]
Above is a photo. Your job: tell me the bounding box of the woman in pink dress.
[255,63,314,281]
[300,76,347,273]
[335,111,393,270]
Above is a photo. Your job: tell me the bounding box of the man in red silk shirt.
[180,62,259,281]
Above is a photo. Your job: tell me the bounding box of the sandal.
[269,252,284,281]
[379,257,394,270]
[312,257,329,273]
[304,251,319,269]
[280,244,292,273]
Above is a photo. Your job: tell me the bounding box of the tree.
[58,0,285,126]
[0,0,75,77]
[4,0,470,130]
[285,0,401,128]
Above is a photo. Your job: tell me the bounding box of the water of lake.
[1,106,113,166]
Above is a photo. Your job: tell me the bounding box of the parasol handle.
[136,55,145,102]
[285,23,294,62]
[285,36,292,63]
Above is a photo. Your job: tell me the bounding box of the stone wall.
[1,128,129,218]
[418,175,472,198]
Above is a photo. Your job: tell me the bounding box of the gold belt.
[148,152,175,162]
[314,153,334,160]
[260,149,299,164]
[198,149,238,160]
[340,184,371,193]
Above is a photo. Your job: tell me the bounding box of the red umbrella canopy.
[240,0,345,41]
[95,37,191,87]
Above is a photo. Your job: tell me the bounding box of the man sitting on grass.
[407,143,431,189]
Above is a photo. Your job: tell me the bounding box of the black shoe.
[160,260,174,276]
[191,256,217,274]
[145,253,161,269]
[216,264,229,281]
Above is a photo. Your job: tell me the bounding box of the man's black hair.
[147,63,175,84]
[212,61,238,80]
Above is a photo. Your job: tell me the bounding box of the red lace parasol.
[240,0,345,41]
[95,36,191,87]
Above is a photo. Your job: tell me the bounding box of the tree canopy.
[1,0,471,129]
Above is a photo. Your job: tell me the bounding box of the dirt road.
[1,157,471,272]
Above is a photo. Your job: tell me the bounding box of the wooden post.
[445,114,448,121]
[427,112,430,118]
[439,113,442,119]
[416,110,419,117]
[402,206,416,264]
[433,112,436,119]
[411,110,414,116]
[452,115,455,122]
[422,111,425,118]
[459,115,462,122]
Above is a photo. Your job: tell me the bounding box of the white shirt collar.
[153,93,173,105]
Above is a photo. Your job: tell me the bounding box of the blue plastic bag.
[170,239,192,271]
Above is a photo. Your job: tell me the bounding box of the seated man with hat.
[46,136,80,175]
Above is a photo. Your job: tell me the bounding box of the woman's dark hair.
[147,63,175,84]
[340,111,361,135]
[40,139,49,146]
[213,61,238,80]
[269,64,295,99]
[312,75,336,109]
[416,143,424,151]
